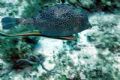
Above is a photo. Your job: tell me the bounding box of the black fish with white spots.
[1,4,91,40]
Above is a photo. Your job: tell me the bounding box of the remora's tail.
[1,17,20,29]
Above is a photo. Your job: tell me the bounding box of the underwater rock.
[12,54,45,70]
[68,0,120,13]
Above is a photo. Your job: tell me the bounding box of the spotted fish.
[1,4,91,40]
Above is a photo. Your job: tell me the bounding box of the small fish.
[1,4,91,40]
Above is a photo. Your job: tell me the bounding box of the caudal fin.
[1,17,20,29]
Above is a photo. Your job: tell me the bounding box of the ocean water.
[0,0,120,80]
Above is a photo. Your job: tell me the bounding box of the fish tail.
[1,17,20,29]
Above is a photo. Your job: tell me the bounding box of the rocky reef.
[0,0,120,80]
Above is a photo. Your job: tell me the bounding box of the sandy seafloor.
[0,0,120,80]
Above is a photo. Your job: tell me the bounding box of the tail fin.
[1,17,20,29]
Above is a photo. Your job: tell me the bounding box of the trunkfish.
[1,4,91,40]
